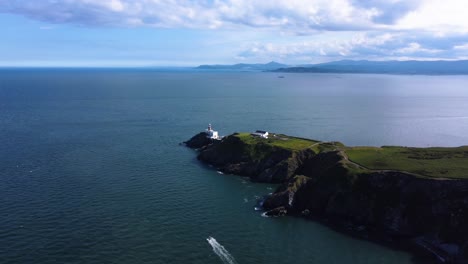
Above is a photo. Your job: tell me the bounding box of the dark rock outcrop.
[184,132,213,149]
[263,206,288,217]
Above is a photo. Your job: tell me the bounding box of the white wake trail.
[206,237,238,264]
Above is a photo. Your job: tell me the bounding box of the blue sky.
[1,0,468,66]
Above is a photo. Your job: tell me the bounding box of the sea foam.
[206,236,238,264]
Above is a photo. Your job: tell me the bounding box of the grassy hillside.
[345,146,468,179]
[231,132,468,179]
[233,133,319,151]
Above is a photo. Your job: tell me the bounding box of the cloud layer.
[0,0,428,31]
[1,0,468,64]
[236,32,468,63]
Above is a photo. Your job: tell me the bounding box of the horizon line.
[2,59,468,69]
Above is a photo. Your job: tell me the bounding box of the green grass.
[345,146,468,179]
[230,132,468,179]
[234,132,319,151]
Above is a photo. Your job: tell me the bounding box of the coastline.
[185,131,468,263]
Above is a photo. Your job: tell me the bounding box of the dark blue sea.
[2,69,468,264]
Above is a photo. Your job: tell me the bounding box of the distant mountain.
[196,61,288,71]
[273,60,468,75]
[196,60,468,74]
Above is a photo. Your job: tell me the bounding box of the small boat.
[278,76,285,78]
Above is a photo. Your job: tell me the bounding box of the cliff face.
[184,132,214,149]
[195,134,315,183]
[263,151,468,263]
[185,132,468,263]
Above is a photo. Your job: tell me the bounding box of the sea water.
[2,69,468,264]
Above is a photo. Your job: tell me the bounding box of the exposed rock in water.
[263,206,288,217]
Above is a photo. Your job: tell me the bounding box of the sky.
[1,0,468,67]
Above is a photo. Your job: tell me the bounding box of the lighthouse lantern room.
[205,124,219,139]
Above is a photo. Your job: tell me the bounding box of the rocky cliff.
[264,151,468,263]
[186,133,316,183]
[185,132,468,263]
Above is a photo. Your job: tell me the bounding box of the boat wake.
[206,237,238,264]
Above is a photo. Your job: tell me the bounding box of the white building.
[251,130,269,139]
[205,124,219,139]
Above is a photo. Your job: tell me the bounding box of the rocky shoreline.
[185,132,468,263]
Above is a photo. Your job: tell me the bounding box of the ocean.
[2,69,468,264]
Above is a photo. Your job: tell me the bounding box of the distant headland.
[185,127,468,263]
[195,60,468,75]
[196,61,287,71]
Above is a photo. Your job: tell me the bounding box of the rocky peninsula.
[185,131,468,263]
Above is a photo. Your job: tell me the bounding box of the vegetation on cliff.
[190,132,317,183]
[218,133,468,180]
[346,146,468,179]
[233,132,319,151]
[187,131,468,180]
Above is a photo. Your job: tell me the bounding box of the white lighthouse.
[205,124,219,139]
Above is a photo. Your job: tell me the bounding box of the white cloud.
[236,32,398,62]
[454,43,468,50]
[233,31,468,63]
[396,0,468,33]
[396,42,421,54]
[395,42,442,54]
[79,0,125,12]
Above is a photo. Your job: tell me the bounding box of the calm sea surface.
[2,70,468,264]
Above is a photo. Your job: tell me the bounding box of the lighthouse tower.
[205,124,219,139]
